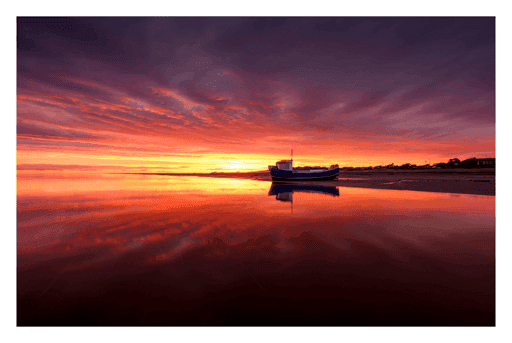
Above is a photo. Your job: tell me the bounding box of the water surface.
[17,172,495,326]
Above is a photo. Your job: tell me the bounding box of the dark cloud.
[18,18,148,64]
[17,119,96,139]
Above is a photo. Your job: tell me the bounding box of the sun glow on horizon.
[16,147,497,174]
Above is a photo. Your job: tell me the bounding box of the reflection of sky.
[16,171,266,196]
[17,174,495,273]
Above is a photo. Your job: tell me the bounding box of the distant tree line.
[340,157,495,171]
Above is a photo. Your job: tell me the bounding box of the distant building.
[476,158,495,166]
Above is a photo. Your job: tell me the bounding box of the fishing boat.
[268,150,340,181]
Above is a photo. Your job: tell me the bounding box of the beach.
[133,168,495,196]
[17,173,495,325]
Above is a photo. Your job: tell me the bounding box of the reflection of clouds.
[155,237,199,262]
[275,239,296,253]
[17,177,495,275]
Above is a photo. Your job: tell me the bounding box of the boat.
[268,150,339,181]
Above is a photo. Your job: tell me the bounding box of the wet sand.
[18,173,495,325]
[130,169,495,196]
[268,169,495,196]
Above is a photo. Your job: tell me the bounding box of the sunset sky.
[16,17,495,173]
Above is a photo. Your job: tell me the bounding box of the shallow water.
[17,172,495,326]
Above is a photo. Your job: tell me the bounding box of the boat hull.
[270,167,340,181]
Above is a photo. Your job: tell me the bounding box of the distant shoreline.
[118,168,495,196]
[119,168,495,176]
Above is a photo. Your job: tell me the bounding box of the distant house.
[476,158,495,167]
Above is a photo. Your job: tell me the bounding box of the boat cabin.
[276,160,293,171]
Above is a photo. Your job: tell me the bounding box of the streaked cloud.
[17,17,495,170]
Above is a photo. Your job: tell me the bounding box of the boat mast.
[291,149,293,169]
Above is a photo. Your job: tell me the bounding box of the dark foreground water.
[17,173,495,326]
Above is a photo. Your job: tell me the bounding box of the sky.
[16,17,495,172]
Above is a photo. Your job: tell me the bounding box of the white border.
[6,2,510,343]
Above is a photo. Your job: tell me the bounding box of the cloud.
[17,17,495,167]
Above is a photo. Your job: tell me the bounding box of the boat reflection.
[268,182,340,202]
